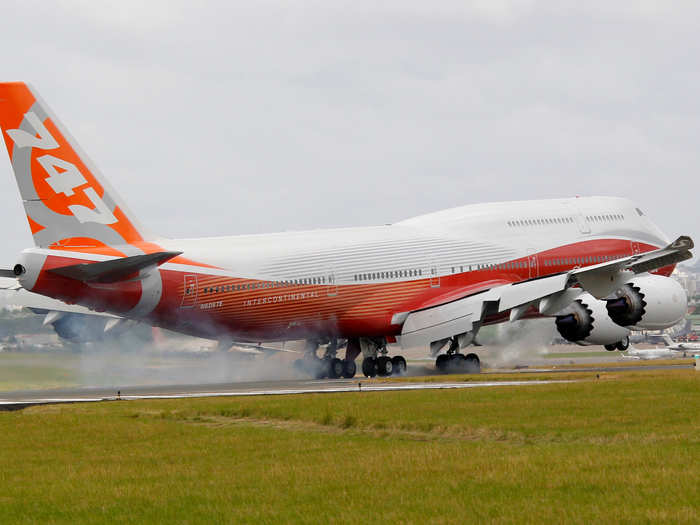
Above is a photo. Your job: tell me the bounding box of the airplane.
[655,334,700,354]
[621,346,687,360]
[0,81,694,379]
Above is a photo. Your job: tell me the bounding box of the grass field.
[0,352,79,390]
[1,369,699,523]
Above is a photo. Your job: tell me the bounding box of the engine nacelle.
[555,293,630,346]
[606,274,686,330]
[52,314,108,343]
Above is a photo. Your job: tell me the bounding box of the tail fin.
[0,82,151,252]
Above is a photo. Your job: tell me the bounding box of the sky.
[1,1,699,267]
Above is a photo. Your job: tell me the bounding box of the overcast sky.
[1,1,698,267]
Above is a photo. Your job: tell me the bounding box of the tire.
[315,358,329,379]
[604,343,617,351]
[435,354,449,372]
[465,353,481,374]
[361,357,377,378]
[377,356,393,376]
[616,337,629,351]
[391,356,407,376]
[329,357,344,379]
[448,353,466,372]
[342,359,357,379]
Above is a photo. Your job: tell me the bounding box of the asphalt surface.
[0,362,692,411]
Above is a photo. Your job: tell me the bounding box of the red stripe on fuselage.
[29,238,672,341]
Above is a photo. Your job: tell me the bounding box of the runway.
[0,377,574,410]
[0,361,692,410]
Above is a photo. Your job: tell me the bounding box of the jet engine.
[52,313,109,343]
[606,274,686,330]
[555,293,630,346]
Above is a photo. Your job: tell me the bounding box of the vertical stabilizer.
[0,82,152,253]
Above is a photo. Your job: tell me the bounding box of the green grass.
[0,352,79,390]
[0,369,699,523]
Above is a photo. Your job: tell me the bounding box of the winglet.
[669,235,693,250]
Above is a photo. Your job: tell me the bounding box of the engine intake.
[555,293,630,346]
[555,300,593,342]
[606,284,646,327]
[606,274,686,330]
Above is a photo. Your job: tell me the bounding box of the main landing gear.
[361,355,407,378]
[294,337,408,379]
[294,338,357,379]
[359,337,407,378]
[604,336,630,352]
[434,337,481,374]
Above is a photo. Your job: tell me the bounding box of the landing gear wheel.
[615,337,630,351]
[315,358,330,379]
[436,354,449,372]
[342,359,356,379]
[465,353,481,374]
[604,344,617,351]
[362,357,378,378]
[391,356,407,376]
[377,356,393,376]
[448,353,466,372]
[329,357,344,379]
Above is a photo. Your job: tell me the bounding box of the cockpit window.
[635,207,644,216]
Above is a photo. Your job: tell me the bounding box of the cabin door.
[180,274,198,308]
[528,252,539,279]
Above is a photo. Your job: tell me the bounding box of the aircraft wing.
[0,278,119,319]
[569,235,693,298]
[398,236,694,349]
[0,277,22,290]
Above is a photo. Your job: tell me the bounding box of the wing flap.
[400,276,565,348]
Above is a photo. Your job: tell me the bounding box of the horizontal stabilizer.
[48,251,182,283]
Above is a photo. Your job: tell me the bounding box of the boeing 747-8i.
[0,82,694,378]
